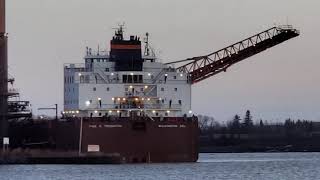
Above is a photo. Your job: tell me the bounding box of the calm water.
[1,153,320,180]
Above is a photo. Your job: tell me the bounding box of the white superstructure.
[64,29,192,118]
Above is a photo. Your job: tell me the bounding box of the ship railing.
[8,88,19,94]
[152,67,176,84]
[93,63,110,83]
[64,63,86,69]
[86,103,182,110]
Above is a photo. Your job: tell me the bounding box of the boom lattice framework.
[166,26,300,84]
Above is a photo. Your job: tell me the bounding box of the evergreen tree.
[243,110,254,127]
[231,114,241,132]
[259,119,264,127]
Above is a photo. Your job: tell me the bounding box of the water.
[1,153,320,180]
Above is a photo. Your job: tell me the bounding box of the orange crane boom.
[166,25,300,84]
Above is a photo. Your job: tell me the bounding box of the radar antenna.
[144,32,150,56]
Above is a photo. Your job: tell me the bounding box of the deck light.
[148,73,151,76]
[98,98,102,101]
[147,98,151,101]
[112,97,115,101]
[135,98,139,101]
[122,98,126,101]
[167,110,170,113]
[142,98,145,101]
[144,85,148,89]
[85,101,91,106]
[117,110,120,113]
[94,110,98,113]
[130,73,134,76]
[165,74,168,77]
[129,86,133,89]
[180,73,183,77]
[76,111,80,114]
[117,98,121,101]
[111,73,114,76]
[189,110,193,114]
[78,73,82,76]
[152,110,156,114]
[109,110,112,113]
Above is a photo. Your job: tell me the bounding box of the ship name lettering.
[158,125,178,128]
[104,125,123,128]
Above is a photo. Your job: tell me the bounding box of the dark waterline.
[0,153,319,180]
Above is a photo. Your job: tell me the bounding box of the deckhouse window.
[123,75,143,83]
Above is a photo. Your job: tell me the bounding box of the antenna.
[144,32,150,56]
[112,22,126,40]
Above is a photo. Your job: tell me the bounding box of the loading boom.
[166,25,300,84]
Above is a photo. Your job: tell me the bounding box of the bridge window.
[123,75,143,83]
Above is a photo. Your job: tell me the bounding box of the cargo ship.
[0,0,300,164]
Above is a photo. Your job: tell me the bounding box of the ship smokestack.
[0,0,8,145]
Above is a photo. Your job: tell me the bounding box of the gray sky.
[6,0,320,122]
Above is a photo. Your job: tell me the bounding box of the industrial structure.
[0,0,8,145]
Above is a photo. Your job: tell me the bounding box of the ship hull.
[2,117,199,164]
